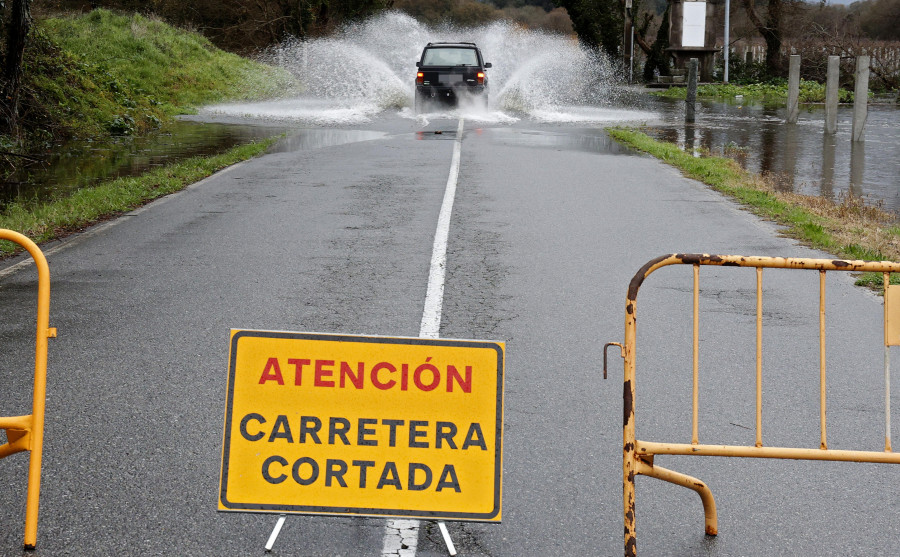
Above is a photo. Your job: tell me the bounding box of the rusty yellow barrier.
[0,229,56,550]
[608,254,900,557]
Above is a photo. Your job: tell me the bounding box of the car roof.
[425,42,479,49]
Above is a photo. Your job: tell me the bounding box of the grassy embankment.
[606,128,900,287]
[0,9,297,257]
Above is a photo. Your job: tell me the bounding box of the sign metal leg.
[261,514,458,554]
[437,521,457,556]
[265,514,287,553]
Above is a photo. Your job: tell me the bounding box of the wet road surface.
[1,112,898,556]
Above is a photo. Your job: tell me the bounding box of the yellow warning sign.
[219,330,505,521]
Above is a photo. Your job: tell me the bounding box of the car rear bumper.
[416,85,487,101]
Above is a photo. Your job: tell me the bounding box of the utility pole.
[724,0,730,82]
[624,0,633,82]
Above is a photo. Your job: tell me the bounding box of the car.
[414,42,491,112]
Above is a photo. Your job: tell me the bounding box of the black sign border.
[219,330,504,521]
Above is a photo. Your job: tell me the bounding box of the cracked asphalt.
[2,115,898,556]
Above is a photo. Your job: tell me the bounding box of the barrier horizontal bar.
[636,441,900,464]
[627,253,900,301]
[0,414,32,430]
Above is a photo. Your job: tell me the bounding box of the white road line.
[381,118,465,557]
[419,118,465,340]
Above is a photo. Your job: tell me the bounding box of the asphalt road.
[1,112,897,556]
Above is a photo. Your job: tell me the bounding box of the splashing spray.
[203,11,655,125]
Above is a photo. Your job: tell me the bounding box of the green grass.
[0,9,298,257]
[11,9,298,143]
[606,127,900,288]
[856,272,900,287]
[41,9,297,115]
[21,28,166,140]
[655,81,854,104]
[0,137,279,257]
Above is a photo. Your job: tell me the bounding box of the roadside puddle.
[479,128,638,155]
[271,129,388,152]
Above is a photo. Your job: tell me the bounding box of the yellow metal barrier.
[609,253,900,557]
[0,229,56,550]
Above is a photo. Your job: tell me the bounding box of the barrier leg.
[624,451,637,557]
[636,456,718,536]
[24,444,44,550]
[264,515,287,552]
[437,521,457,556]
[1,228,56,549]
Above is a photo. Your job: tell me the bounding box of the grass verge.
[8,9,298,148]
[607,127,900,288]
[0,136,279,258]
[41,9,297,116]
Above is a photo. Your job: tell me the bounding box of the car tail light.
[477,72,485,85]
[416,72,424,85]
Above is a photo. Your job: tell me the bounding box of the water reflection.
[482,127,634,155]
[850,141,865,196]
[821,134,836,199]
[0,124,392,212]
[684,125,697,156]
[780,123,798,192]
[272,129,387,151]
[0,121,287,210]
[643,97,900,213]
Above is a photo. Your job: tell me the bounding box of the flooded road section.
[201,10,899,213]
[4,10,897,215]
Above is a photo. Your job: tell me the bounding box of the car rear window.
[422,48,479,67]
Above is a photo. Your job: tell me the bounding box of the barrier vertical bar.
[755,267,763,447]
[886,345,892,453]
[692,264,700,444]
[819,271,828,450]
[624,287,638,557]
[885,272,893,452]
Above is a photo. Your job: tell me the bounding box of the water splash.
[201,11,658,125]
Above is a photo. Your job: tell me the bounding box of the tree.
[556,0,623,58]
[741,0,787,77]
[858,0,900,40]
[1,0,33,136]
[637,2,669,81]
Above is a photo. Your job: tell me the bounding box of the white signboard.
[682,1,707,48]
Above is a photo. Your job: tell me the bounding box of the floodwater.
[3,10,897,215]
[0,120,287,209]
[201,11,900,213]
[641,96,900,213]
